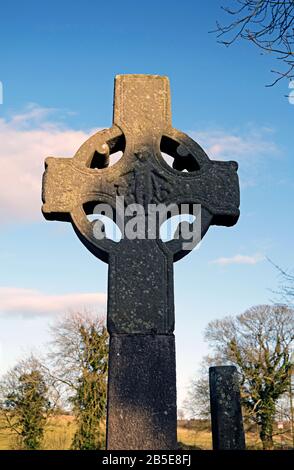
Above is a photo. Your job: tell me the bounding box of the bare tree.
[187,304,293,449]
[214,1,294,85]
[269,258,294,306]
[269,260,294,447]
[48,312,108,449]
[184,356,218,420]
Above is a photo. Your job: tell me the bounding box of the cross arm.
[42,157,77,221]
[41,154,121,261]
[42,156,117,221]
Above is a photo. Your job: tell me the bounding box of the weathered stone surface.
[107,334,177,450]
[42,75,240,335]
[41,75,240,450]
[209,366,246,450]
[42,75,239,236]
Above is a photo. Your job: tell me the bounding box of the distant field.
[177,420,293,450]
[177,424,264,450]
[0,415,292,450]
[0,414,78,450]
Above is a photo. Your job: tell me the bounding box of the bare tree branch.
[213,1,294,85]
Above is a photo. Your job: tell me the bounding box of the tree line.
[0,269,293,450]
[0,313,108,450]
[184,304,293,450]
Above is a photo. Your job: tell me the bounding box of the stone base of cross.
[42,75,240,449]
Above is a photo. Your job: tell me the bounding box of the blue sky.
[0,0,293,410]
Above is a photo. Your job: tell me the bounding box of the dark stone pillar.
[209,366,246,450]
[106,334,177,450]
[41,74,240,451]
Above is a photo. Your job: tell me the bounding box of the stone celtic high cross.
[42,75,240,450]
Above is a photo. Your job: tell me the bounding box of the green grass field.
[0,415,292,450]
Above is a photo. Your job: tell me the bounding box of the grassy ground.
[177,424,264,449]
[177,420,294,450]
[0,415,293,450]
[43,415,77,450]
[0,414,77,450]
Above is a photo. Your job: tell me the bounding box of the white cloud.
[0,104,93,223]
[0,105,280,224]
[210,253,265,266]
[0,286,106,316]
[190,127,280,188]
[190,127,278,161]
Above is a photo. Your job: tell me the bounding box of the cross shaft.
[42,75,240,449]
